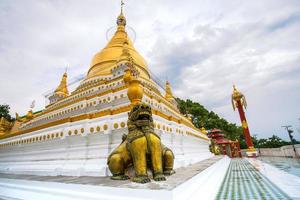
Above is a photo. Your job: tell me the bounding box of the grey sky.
[0,0,299,140]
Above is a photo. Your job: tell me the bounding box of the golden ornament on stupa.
[123,58,144,105]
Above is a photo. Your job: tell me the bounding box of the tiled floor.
[216,158,292,200]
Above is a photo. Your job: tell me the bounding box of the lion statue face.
[128,103,153,128]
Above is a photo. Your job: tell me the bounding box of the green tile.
[216,158,292,200]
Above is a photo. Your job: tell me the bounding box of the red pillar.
[236,100,254,148]
[232,85,257,157]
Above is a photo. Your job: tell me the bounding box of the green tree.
[176,98,300,149]
[176,98,243,142]
[255,135,297,148]
[0,104,15,122]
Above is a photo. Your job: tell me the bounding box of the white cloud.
[0,0,299,140]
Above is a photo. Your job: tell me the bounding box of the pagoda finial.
[121,0,124,15]
[117,0,126,27]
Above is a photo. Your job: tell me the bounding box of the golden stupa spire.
[55,71,69,97]
[165,80,173,100]
[87,0,149,81]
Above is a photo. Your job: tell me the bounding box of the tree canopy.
[176,98,243,141]
[252,135,299,148]
[176,98,297,149]
[0,104,15,122]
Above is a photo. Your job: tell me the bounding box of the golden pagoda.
[0,3,211,178]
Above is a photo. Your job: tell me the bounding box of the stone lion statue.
[107,102,175,183]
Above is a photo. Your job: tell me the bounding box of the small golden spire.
[15,113,20,121]
[55,72,69,97]
[165,80,173,100]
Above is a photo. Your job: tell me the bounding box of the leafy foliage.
[252,135,299,148]
[0,104,15,122]
[176,98,243,141]
[176,98,298,149]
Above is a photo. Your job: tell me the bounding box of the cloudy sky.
[0,0,299,140]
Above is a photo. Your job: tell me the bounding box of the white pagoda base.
[0,111,212,177]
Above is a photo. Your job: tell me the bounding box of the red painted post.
[231,85,258,157]
[236,100,254,148]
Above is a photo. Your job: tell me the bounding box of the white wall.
[258,144,300,158]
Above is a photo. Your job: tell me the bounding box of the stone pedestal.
[245,148,259,157]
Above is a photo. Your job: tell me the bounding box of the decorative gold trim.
[120,122,125,128]
[104,124,108,130]
[114,123,119,129]
[96,126,101,132]
[0,105,207,141]
[242,120,248,129]
[44,85,127,115]
[46,76,124,108]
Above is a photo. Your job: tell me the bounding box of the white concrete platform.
[0,156,230,200]
[247,158,300,200]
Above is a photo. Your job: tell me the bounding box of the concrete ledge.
[173,156,230,200]
[0,156,230,200]
[247,158,300,200]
